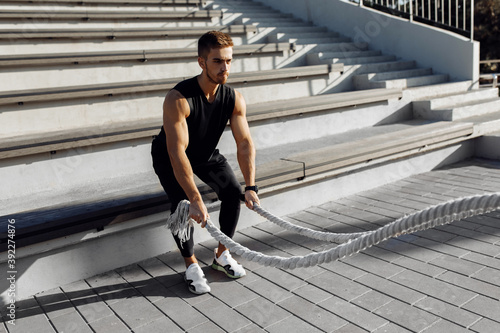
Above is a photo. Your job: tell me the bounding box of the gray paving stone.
[391,256,446,278]
[350,290,393,313]
[374,238,443,262]
[233,323,267,333]
[361,245,403,262]
[3,311,55,333]
[49,311,93,333]
[89,314,131,333]
[194,298,251,331]
[154,297,209,331]
[389,269,477,306]
[133,316,183,333]
[254,267,307,292]
[437,271,500,300]
[429,254,484,276]
[244,276,293,303]
[340,252,405,278]
[35,287,75,319]
[292,284,333,304]
[410,236,471,258]
[307,270,371,301]
[422,319,471,333]
[186,321,224,333]
[277,295,347,332]
[469,317,500,333]
[372,322,412,333]
[286,263,327,281]
[413,227,460,243]
[355,273,425,305]
[85,271,140,305]
[265,316,323,333]
[318,295,388,332]
[471,266,500,287]
[333,323,369,333]
[115,263,176,303]
[107,296,164,329]
[138,257,185,289]
[374,299,439,332]
[60,280,113,324]
[234,297,290,329]
[445,236,500,257]
[210,278,261,307]
[437,223,500,244]
[288,210,339,229]
[461,251,500,270]
[321,260,368,280]
[462,295,500,322]
[414,296,481,328]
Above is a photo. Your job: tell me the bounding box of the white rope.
[166,193,500,269]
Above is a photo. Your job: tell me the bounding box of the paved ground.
[2,158,500,333]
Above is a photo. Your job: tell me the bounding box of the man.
[151,31,260,294]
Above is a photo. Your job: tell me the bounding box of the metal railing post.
[409,0,414,21]
[470,0,474,40]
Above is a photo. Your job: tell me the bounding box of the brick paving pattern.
[2,158,500,332]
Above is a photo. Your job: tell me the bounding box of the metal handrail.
[352,0,474,40]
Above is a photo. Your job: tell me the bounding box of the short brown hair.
[198,31,233,59]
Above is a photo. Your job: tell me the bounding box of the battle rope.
[166,193,500,269]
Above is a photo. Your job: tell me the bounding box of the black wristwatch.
[244,185,259,194]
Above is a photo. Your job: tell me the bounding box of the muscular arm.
[230,90,260,208]
[163,89,209,224]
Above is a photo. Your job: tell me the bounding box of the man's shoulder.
[173,76,198,94]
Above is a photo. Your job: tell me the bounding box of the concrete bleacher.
[1,0,499,302]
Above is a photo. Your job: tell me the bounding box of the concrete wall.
[257,0,480,86]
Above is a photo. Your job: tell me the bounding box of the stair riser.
[429,89,499,109]
[383,75,449,89]
[415,99,500,121]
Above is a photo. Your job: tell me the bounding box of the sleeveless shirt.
[156,76,236,167]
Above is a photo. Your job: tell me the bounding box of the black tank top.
[156,76,236,166]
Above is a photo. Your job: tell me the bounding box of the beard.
[206,70,228,85]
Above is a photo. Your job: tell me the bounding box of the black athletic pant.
[152,140,242,258]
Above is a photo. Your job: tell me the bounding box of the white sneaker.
[211,248,246,279]
[184,263,211,294]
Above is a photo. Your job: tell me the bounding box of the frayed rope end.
[165,200,193,247]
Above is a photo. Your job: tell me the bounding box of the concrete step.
[359,73,449,90]
[349,60,417,75]
[285,36,352,45]
[310,42,369,53]
[413,87,499,111]
[307,52,396,66]
[415,96,500,121]
[404,80,473,101]
[267,31,341,44]
[385,74,449,89]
